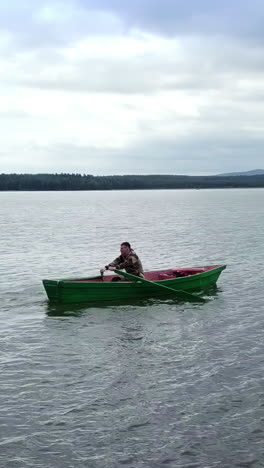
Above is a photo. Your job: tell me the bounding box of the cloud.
[78,0,264,40]
[1,1,264,175]
[0,0,123,53]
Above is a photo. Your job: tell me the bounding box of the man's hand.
[108,266,115,271]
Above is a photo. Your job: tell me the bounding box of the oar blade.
[114,269,205,303]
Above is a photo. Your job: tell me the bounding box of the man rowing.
[100,242,144,278]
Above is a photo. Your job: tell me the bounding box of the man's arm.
[100,255,123,273]
[111,254,134,271]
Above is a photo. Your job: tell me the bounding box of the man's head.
[120,242,131,257]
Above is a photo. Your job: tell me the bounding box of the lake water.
[1,189,264,468]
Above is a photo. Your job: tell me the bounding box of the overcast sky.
[1,0,264,175]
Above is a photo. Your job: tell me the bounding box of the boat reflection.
[45,296,158,316]
[45,285,221,317]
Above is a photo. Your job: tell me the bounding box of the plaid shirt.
[106,250,144,277]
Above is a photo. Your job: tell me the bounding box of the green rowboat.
[42,265,226,304]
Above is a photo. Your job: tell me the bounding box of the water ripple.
[1,190,264,467]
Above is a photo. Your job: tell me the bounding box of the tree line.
[1,173,264,190]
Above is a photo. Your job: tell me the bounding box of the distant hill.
[216,169,264,176]
[1,173,264,190]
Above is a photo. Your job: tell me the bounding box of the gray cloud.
[3,124,264,175]
[78,0,264,40]
[2,0,264,56]
[1,1,264,175]
[8,35,264,98]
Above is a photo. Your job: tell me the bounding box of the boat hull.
[43,265,226,304]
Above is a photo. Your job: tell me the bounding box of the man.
[100,242,144,278]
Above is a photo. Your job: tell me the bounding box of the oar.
[114,269,205,302]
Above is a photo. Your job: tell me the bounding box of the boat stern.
[42,279,61,302]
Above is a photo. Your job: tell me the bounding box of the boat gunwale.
[43,265,226,287]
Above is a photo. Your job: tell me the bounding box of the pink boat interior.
[71,266,219,283]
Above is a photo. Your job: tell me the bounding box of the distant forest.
[1,173,264,190]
